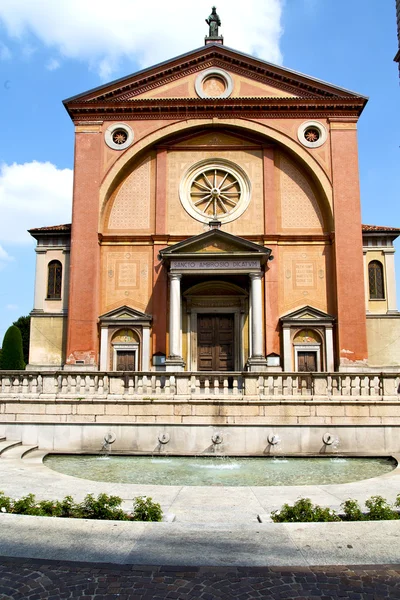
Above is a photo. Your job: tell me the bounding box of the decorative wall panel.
[101,247,152,313]
[279,246,332,315]
[279,154,324,231]
[108,156,152,231]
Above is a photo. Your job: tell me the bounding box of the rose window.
[304,128,320,143]
[180,159,251,224]
[112,129,128,145]
[190,168,242,218]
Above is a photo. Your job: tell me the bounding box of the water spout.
[158,432,170,445]
[322,433,335,446]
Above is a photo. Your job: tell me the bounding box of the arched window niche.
[368,260,385,300]
[280,306,335,373]
[111,328,140,371]
[293,329,322,372]
[47,260,62,299]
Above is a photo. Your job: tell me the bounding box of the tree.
[0,325,25,370]
[13,315,31,365]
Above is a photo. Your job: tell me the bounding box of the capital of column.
[169,273,182,281]
[249,272,262,281]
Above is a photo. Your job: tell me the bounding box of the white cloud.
[0,42,11,61]
[0,244,13,269]
[0,0,283,78]
[6,304,18,310]
[0,161,73,245]
[46,57,60,71]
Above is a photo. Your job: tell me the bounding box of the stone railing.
[0,371,399,401]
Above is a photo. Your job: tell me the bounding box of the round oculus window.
[105,123,134,150]
[179,159,251,224]
[195,68,234,99]
[297,121,327,148]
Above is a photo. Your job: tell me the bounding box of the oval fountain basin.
[43,455,397,486]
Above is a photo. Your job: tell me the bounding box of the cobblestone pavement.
[1,558,400,599]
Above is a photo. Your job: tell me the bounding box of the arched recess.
[99,118,333,232]
[111,328,141,371]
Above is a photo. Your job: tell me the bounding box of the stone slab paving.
[1,557,400,600]
[2,516,400,567]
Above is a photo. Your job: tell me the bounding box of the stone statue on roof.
[206,6,221,38]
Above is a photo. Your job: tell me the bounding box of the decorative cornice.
[63,45,368,121]
[66,96,366,121]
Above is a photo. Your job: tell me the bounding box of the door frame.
[112,343,139,371]
[294,344,321,372]
[197,313,235,372]
[188,306,243,371]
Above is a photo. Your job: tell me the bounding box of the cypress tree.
[13,315,31,364]
[0,325,25,370]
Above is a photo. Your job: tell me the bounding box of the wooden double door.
[297,351,317,372]
[197,314,235,371]
[116,351,136,371]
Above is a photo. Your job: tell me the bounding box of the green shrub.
[0,491,12,513]
[54,495,80,518]
[132,496,163,522]
[0,325,25,370]
[271,497,340,523]
[12,494,40,515]
[0,491,164,521]
[77,493,129,521]
[341,499,365,521]
[365,495,399,521]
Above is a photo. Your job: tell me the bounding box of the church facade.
[28,41,400,376]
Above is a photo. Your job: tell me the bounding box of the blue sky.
[0,0,399,346]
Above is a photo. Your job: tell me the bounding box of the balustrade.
[0,370,398,400]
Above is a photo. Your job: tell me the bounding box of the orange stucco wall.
[330,124,368,365]
[66,130,102,365]
[66,119,338,368]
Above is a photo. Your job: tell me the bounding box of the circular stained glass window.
[297,121,327,148]
[180,159,251,224]
[112,129,128,145]
[105,123,134,150]
[304,128,320,143]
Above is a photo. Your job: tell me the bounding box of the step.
[1,444,38,460]
[22,449,48,464]
[0,440,21,456]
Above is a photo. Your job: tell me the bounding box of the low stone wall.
[1,421,400,455]
[1,397,400,427]
[1,370,399,454]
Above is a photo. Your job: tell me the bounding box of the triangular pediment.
[99,305,152,322]
[64,44,367,120]
[280,305,335,323]
[160,229,271,260]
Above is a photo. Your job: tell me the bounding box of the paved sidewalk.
[1,515,400,567]
[1,557,400,599]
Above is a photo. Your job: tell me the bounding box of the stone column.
[247,272,267,371]
[142,326,151,371]
[325,326,335,372]
[384,249,398,313]
[99,327,109,371]
[166,273,185,371]
[283,326,292,372]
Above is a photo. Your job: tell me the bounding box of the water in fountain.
[98,432,115,460]
[98,439,111,460]
[151,433,172,463]
[330,436,347,462]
